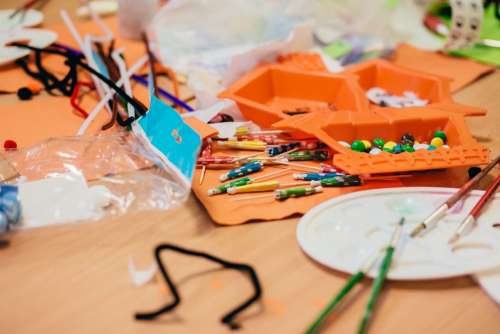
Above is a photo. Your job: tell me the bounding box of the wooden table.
[1,1,499,333]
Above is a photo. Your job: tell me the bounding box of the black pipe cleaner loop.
[11,43,147,126]
[135,243,262,331]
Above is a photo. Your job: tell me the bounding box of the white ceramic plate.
[297,187,500,281]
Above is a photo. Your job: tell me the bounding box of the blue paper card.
[137,95,201,187]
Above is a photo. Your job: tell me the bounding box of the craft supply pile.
[0,0,499,333]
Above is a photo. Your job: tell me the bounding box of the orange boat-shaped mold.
[222,59,489,174]
[219,65,369,128]
[344,59,486,117]
[271,60,489,174]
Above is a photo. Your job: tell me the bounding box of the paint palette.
[297,187,500,281]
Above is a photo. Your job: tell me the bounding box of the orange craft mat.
[191,151,478,226]
[391,44,495,93]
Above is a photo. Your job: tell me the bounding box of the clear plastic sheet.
[1,133,189,228]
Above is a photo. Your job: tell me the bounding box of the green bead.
[434,131,447,143]
[351,140,366,152]
[372,138,385,149]
[402,144,415,152]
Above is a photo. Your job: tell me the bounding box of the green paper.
[323,41,353,60]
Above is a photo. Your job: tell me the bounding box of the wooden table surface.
[0,1,499,333]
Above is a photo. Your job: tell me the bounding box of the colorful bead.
[274,186,322,200]
[401,133,415,146]
[369,147,382,155]
[208,177,251,195]
[430,137,444,147]
[293,172,343,181]
[427,145,437,151]
[413,143,428,150]
[372,138,385,149]
[383,141,397,153]
[351,140,366,152]
[3,140,17,151]
[361,140,372,151]
[402,144,415,153]
[434,131,447,143]
[392,144,403,154]
[220,162,263,181]
[442,145,450,149]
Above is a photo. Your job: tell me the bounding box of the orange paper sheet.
[391,44,494,92]
[191,146,404,225]
[0,94,113,148]
[191,154,479,225]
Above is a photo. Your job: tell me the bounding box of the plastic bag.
[1,133,189,229]
[149,0,307,77]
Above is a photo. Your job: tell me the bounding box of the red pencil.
[449,175,500,243]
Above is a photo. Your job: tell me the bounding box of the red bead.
[3,140,17,150]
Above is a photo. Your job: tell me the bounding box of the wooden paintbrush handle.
[470,175,500,218]
[445,155,500,207]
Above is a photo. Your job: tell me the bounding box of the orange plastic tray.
[221,59,490,174]
[219,65,367,128]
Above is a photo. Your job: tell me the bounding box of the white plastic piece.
[338,141,351,148]
[369,147,382,155]
[413,143,429,150]
[128,257,157,286]
[17,174,113,228]
[77,1,118,18]
[297,187,500,280]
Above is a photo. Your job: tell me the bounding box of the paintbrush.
[410,155,500,237]
[448,175,500,244]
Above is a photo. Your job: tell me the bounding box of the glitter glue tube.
[208,177,252,196]
[274,186,323,200]
[288,150,330,161]
[220,162,263,181]
[227,180,280,194]
[237,134,278,144]
[198,156,235,164]
[220,140,266,151]
[299,140,326,150]
[266,142,301,157]
[319,163,342,173]
[311,175,362,187]
[293,172,344,181]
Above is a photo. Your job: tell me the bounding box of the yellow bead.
[361,140,372,151]
[430,137,444,147]
[383,141,397,152]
